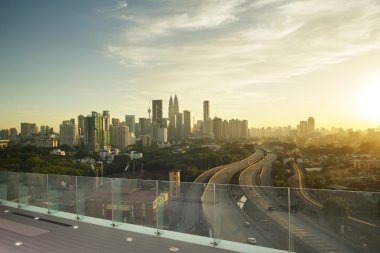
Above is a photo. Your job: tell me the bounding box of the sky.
[1,0,380,131]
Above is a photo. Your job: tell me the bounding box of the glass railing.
[0,171,379,253]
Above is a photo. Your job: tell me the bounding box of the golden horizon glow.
[356,78,380,124]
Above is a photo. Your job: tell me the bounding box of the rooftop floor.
[0,205,237,253]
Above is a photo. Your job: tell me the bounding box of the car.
[267,205,275,211]
[256,193,260,197]
[247,237,257,245]
[244,221,250,227]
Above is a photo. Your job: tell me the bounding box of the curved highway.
[201,148,271,246]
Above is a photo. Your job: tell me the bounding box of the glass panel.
[25,173,47,209]
[47,174,59,214]
[119,179,157,227]
[0,172,7,203]
[76,176,85,220]
[169,181,206,237]
[202,182,219,245]
[156,180,168,235]
[18,173,29,208]
[6,172,19,203]
[111,178,122,226]
[82,176,112,221]
[236,184,290,250]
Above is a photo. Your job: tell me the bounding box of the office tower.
[78,115,85,135]
[134,123,141,136]
[102,111,110,146]
[203,100,210,122]
[152,100,163,127]
[176,112,183,139]
[168,96,174,119]
[242,120,249,139]
[168,96,176,140]
[59,119,78,148]
[10,128,18,140]
[158,127,168,143]
[0,129,9,140]
[212,117,222,140]
[40,126,48,135]
[221,120,229,140]
[110,125,130,149]
[20,123,37,139]
[299,120,308,136]
[308,116,315,135]
[139,118,152,136]
[174,94,179,116]
[125,115,136,134]
[84,112,103,152]
[183,110,191,138]
[112,118,120,126]
[229,119,237,139]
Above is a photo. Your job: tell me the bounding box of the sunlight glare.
[356,79,380,123]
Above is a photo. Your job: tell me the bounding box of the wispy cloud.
[105,0,380,104]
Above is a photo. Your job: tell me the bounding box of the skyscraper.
[102,111,110,146]
[20,123,37,139]
[78,115,85,135]
[152,100,163,127]
[174,94,179,116]
[213,117,222,140]
[84,111,103,152]
[183,110,191,138]
[308,116,315,135]
[59,119,78,148]
[125,115,136,134]
[203,100,210,122]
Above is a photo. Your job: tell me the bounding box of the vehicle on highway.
[256,193,260,198]
[267,205,275,211]
[247,237,257,245]
[244,221,250,227]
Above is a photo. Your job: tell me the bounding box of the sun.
[356,80,380,123]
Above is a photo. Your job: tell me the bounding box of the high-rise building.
[174,94,179,116]
[125,115,136,134]
[78,115,85,135]
[102,111,110,146]
[299,120,308,136]
[0,129,9,140]
[308,116,315,135]
[158,127,168,143]
[59,119,78,148]
[152,100,163,127]
[213,117,223,140]
[183,110,191,138]
[10,128,18,140]
[221,120,229,140]
[242,120,249,139]
[168,96,176,140]
[203,100,210,122]
[176,113,183,139]
[20,123,37,139]
[112,118,120,126]
[110,125,130,149]
[84,112,103,152]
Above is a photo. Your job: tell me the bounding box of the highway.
[201,148,272,246]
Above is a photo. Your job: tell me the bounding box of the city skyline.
[1,0,380,130]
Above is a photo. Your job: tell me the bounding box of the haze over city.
[1,0,380,130]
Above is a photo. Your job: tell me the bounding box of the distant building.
[112,118,120,126]
[21,123,37,139]
[110,125,131,150]
[59,119,78,148]
[158,127,168,143]
[102,111,110,146]
[169,169,181,199]
[36,138,58,148]
[213,117,222,140]
[125,115,136,134]
[0,129,9,140]
[308,116,315,135]
[77,115,85,135]
[152,100,163,127]
[84,112,103,152]
[183,110,191,138]
[203,100,210,122]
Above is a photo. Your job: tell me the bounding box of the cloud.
[106,0,380,94]
[115,0,128,10]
